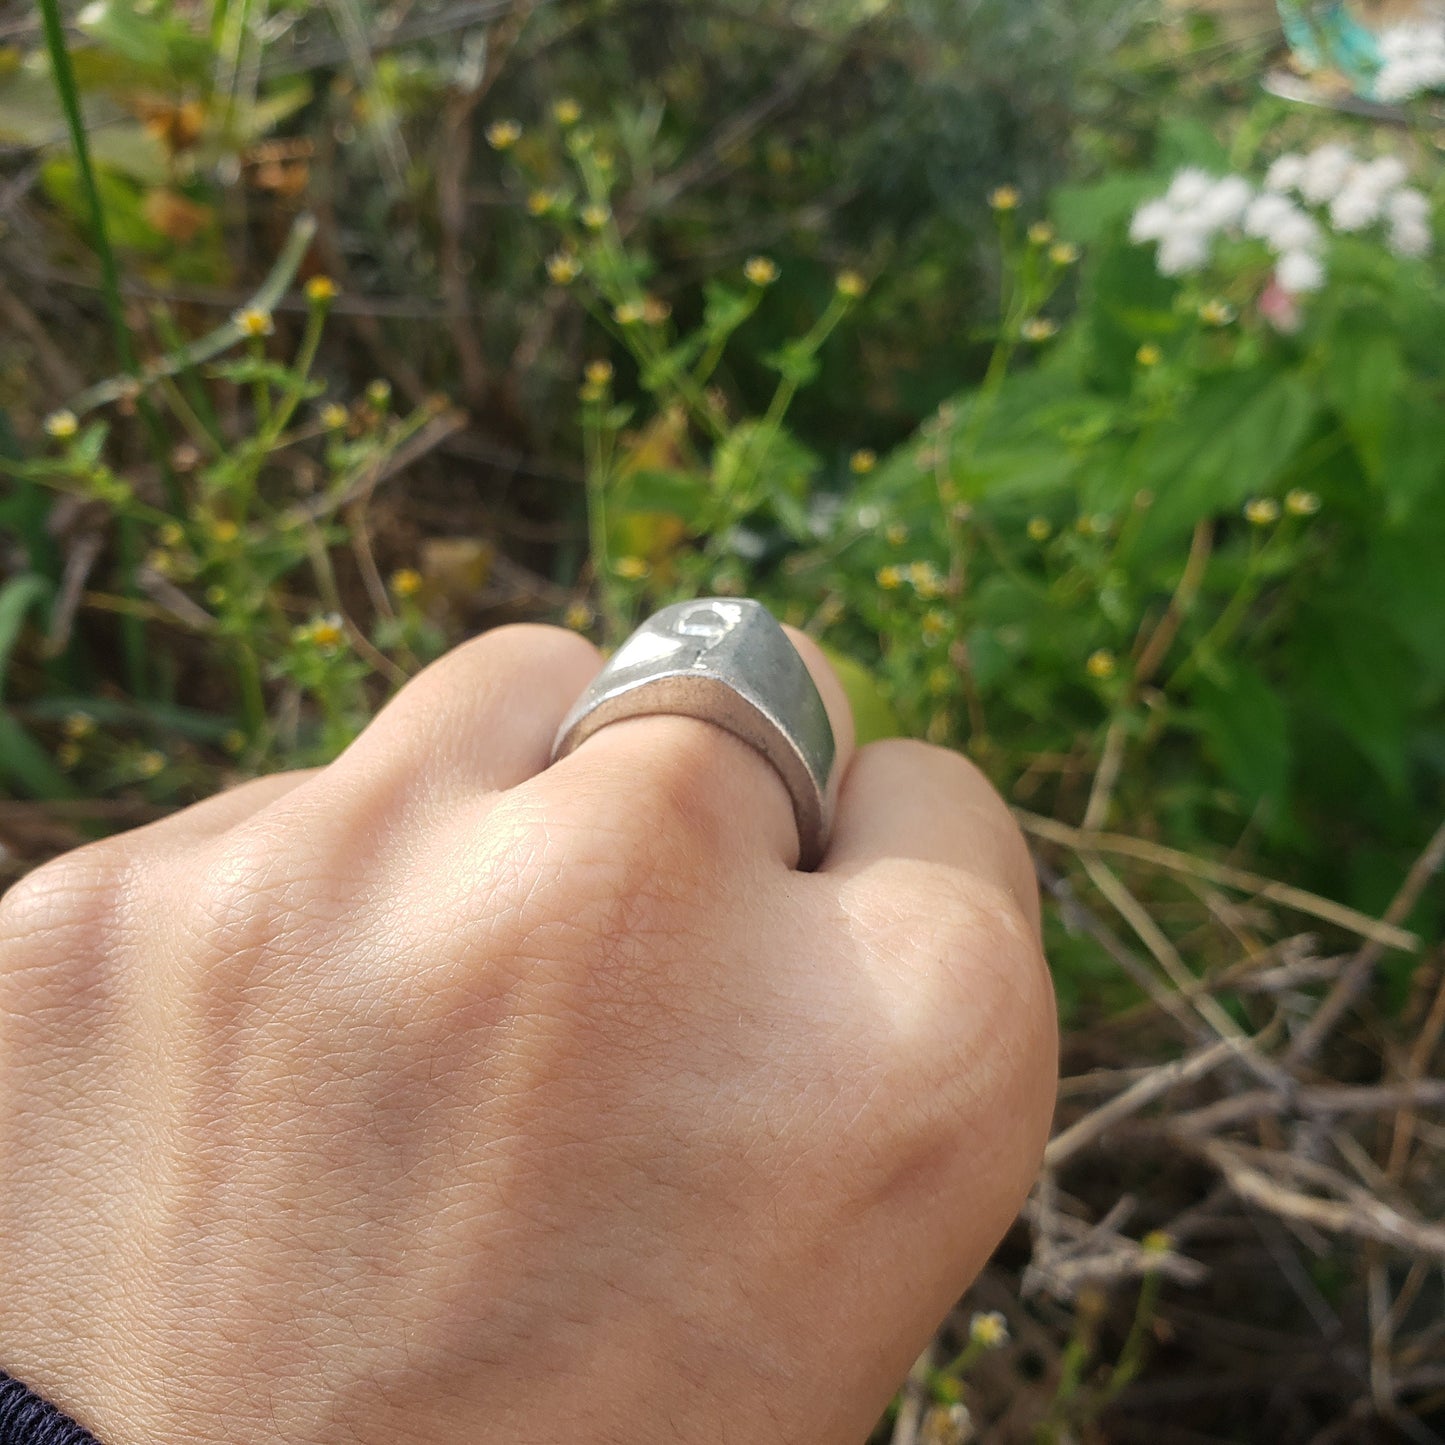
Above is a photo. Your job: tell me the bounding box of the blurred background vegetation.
[2,0,1444,1440]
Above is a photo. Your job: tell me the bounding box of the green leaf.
[77,0,213,84]
[0,573,53,703]
[1292,609,1416,796]
[1193,662,1291,811]
[0,709,78,800]
[1123,372,1318,551]
[819,646,902,746]
[701,280,753,336]
[616,467,704,516]
[1323,310,1404,485]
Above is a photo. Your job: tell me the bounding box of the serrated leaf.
[1123,372,1317,550]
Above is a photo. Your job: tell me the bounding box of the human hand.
[0,622,1056,1445]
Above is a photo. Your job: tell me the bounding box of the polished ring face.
[551,599,837,869]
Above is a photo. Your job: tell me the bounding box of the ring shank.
[549,600,837,871]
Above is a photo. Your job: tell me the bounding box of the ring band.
[551,599,838,870]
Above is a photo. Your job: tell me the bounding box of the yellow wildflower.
[553,98,582,126]
[1286,488,1321,516]
[136,750,166,779]
[485,119,522,150]
[232,306,274,337]
[1050,241,1080,266]
[876,564,904,590]
[527,189,557,216]
[989,185,1021,211]
[1086,649,1117,680]
[44,409,79,439]
[1028,221,1055,246]
[304,614,346,651]
[158,521,184,547]
[969,1311,1010,1349]
[921,610,950,644]
[565,602,594,631]
[1244,497,1281,526]
[850,448,877,475]
[389,567,423,600]
[546,251,582,285]
[1142,1230,1174,1256]
[320,402,349,430]
[585,359,614,387]
[1136,343,1163,367]
[304,275,338,303]
[1199,298,1236,327]
[1027,516,1052,542]
[885,522,909,547]
[615,555,649,581]
[62,712,95,741]
[614,300,645,325]
[744,255,780,287]
[366,379,392,408]
[210,518,239,544]
[909,562,944,599]
[581,203,610,231]
[1022,317,1058,342]
[835,270,868,298]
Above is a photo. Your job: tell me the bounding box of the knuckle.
[0,846,124,953]
[0,846,128,1030]
[463,781,710,1015]
[855,861,1056,1178]
[180,812,343,977]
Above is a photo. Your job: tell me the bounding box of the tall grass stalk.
[36,0,181,697]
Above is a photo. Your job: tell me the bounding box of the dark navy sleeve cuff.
[0,1371,104,1445]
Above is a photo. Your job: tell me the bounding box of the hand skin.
[0,624,1056,1445]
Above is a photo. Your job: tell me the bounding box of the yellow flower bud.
[546,251,582,285]
[232,306,274,337]
[389,567,423,599]
[989,185,1021,211]
[44,409,79,439]
[485,119,522,150]
[1086,649,1117,680]
[744,256,780,287]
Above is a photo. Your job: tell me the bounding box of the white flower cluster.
[1374,21,1445,104]
[1267,144,1431,260]
[1129,144,1433,297]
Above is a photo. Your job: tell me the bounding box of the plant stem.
[36,0,164,692]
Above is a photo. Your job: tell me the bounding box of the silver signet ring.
[550,598,838,870]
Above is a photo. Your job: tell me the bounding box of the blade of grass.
[35,0,171,696]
